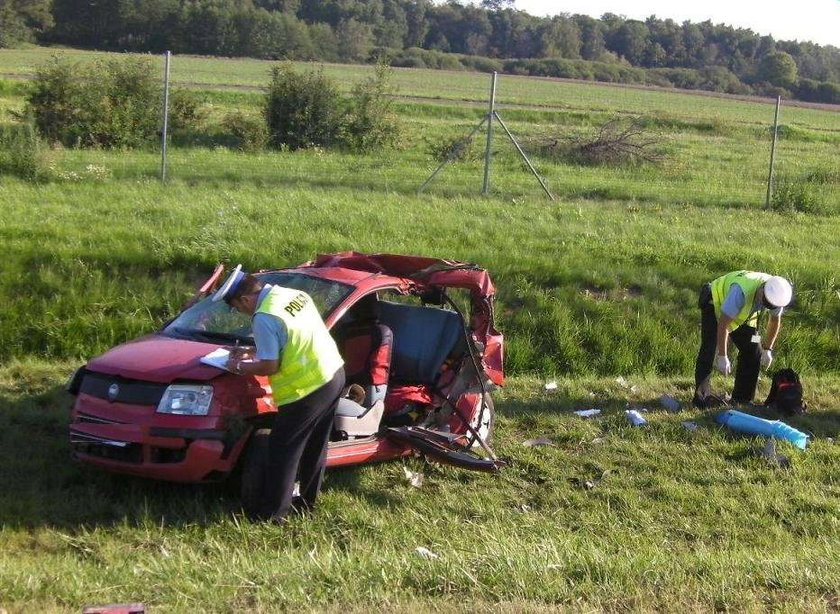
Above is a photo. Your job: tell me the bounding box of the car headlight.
[156,385,214,416]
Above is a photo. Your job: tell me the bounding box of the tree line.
[3,0,840,103]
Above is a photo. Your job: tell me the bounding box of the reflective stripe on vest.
[710,270,770,331]
[255,286,344,406]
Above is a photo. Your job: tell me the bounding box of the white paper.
[574,409,601,418]
[200,348,232,371]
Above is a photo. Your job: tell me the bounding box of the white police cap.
[211,264,244,302]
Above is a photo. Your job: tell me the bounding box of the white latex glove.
[760,348,773,370]
[715,354,732,376]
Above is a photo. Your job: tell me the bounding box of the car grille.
[79,372,168,405]
[75,412,125,425]
[70,430,143,463]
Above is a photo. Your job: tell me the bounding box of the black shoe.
[692,393,727,409]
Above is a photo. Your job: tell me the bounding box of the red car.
[67,252,504,505]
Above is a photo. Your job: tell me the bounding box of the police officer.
[694,270,793,408]
[213,265,345,522]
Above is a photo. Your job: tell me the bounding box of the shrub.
[0,121,54,181]
[769,176,824,213]
[344,63,399,152]
[25,56,205,149]
[425,132,481,163]
[221,111,268,151]
[264,63,345,150]
[168,89,208,134]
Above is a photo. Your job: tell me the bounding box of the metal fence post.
[160,50,171,183]
[482,71,498,196]
[765,95,781,208]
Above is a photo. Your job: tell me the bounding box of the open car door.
[385,426,504,473]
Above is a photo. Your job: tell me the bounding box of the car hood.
[86,334,224,383]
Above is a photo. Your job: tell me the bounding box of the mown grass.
[1,46,840,611]
[1,362,839,611]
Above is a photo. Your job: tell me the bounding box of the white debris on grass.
[522,437,556,447]
[402,466,424,488]
[574,409,601,418]
[660,394,682,412]
[615,376,629,388]
[544,381,558,391]
[625,409,647,426]
[415,546,439,560]
[682,421,698,431]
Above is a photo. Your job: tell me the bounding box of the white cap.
[764,276,793,308]
[211,264,244,302]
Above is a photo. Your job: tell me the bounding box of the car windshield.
[162,271,353,345]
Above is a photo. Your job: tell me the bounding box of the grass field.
[1,47,840,611]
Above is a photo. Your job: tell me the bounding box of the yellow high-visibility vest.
[255,286,343,406]
[710,270,770,331]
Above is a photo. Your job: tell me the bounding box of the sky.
[514,1,840,48]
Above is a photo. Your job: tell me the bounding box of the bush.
[264,63,345,150]
[344,63,399,152]
[425,132,481,163]
[769,176,824,213]
[221,111,268,151]
[25,56,205,149]
[0,121,54,181]
[168,89,208,134]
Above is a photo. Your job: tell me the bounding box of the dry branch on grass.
[532,117,667,167]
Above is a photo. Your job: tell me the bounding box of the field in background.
[1,47,840,611]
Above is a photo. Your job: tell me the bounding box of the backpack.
[764,368,806,416]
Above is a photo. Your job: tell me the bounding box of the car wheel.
[467,393,495,449]
[239,428,271,518]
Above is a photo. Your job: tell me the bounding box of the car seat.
[333,297,393,437]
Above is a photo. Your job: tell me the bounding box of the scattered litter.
[615,376,630,388]
[827,437,835,444]
[516,504,531,514]
[574,409,601,418]
[625,409,648,426]
[591,437,604,444]
[588,391,596,398]
[681,421,698,432]
[402,466,425,488]
[414,546,439,560]
[569,470,611,490]
[660,394,682,413]
[544,381,558,391]
[760,438,790,468]
[522,437,556,447]
[629,385,639,394]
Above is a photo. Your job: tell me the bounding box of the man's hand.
[715,354,732,376]
[760,348,773,370]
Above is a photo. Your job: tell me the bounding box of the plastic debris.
[681,421,698,432]
[660,394,682,413]
[591,437,604,444]
[522,437,556,447]
[615,376,630,388]
[414,546,439,560]
[544,381,558,391]
[760,438,790,468]
[629,385,639,394]
[625,409,647,426]
[516,504,531,514]
[574,409,601,418]
[402,466,424,488]
[716,410,808,450]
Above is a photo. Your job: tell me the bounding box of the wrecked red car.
[67,253,505,502]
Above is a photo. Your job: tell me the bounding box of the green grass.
[2,46,840,611]
[1,362,839,610]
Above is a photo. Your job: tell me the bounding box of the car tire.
[467,392,495,449]
[239,428,271,518]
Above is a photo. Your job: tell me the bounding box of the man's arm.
[232,357,278,376]
[716,313,733,356]
[226,313,286,376]
[763,314,781,350]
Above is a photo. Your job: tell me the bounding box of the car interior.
[331,291,467,440]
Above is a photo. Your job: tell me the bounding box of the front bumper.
[70,394,249,482]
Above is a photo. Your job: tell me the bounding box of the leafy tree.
[759,51,798,89]
[336,18,374,62]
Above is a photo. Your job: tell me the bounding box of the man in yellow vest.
[213,265,345,522]
[694,270,793,408]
